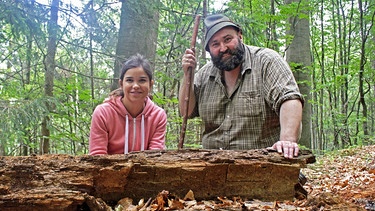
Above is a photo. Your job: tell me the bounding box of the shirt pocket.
[236,91,262,116]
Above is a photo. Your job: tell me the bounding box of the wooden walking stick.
[178,15,201,150]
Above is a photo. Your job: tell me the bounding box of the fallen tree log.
[0,149,315,210]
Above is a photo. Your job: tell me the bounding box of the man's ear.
[238,31,243,41]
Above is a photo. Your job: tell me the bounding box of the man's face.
[208,27,244,71]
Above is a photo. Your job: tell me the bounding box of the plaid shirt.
[190,44,304,150]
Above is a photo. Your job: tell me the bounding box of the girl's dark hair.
[110,54,153,97]
[119,54,153,81]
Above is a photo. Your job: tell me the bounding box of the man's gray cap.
[204,14,240,51]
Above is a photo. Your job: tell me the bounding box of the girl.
[89,54,167,155]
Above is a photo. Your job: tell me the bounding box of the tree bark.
[41,0,60,154]
[357,0,370,141]
[284,0,312,149]
[0,149,315,210]
[111,0,160,91]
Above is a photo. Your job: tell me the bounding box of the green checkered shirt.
[190,44,304,150]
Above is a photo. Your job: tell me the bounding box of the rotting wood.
[0,149,315,210]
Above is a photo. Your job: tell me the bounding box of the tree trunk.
[372,36,375,137]
[23,1,34,156]
[337,0,352,148]
[318,0,326,152]
[269,0,279,51]
[284,0,312,149]
[357,0,370,142]
[111,0,160,91]
[0,149,315,210]
[41,0,59,154]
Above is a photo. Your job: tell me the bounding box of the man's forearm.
[279,99,303,142]
[178,73,196,117]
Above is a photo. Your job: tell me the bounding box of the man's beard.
[211,41,245,72]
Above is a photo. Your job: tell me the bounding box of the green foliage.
[0,0,374,155]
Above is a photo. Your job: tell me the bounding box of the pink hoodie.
[89,96,167,155]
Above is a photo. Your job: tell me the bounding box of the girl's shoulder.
[145,98,167,117]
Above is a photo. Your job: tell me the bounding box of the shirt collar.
[241,43,252,74]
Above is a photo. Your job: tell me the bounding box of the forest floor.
[125,145,375,210]
[292,144,375,211]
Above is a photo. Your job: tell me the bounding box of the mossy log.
[0,149,315,210]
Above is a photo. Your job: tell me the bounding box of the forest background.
[0,0,374,156]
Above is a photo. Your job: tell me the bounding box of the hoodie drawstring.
[124,114,129,154]
[141,114,145,151]
[124,114,145,154]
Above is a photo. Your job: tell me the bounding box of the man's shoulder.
[197,61,216,76]
[200,60,215,70]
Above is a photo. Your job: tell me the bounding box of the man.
[179,14,304,159]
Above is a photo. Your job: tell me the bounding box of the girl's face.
[120,66,153,103]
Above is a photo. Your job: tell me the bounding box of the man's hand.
[271,141,299,159]
[181,49,196,73]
